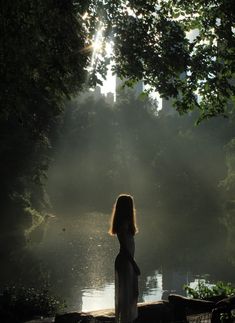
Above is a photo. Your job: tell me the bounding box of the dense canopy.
[1,0,235,121]
[86,0,235,119]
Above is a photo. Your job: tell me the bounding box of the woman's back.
[110,194,139,323]
[117,221,135,257]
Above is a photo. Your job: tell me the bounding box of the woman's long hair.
[109,194,138,235]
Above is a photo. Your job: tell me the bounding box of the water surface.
[36,211,235,312]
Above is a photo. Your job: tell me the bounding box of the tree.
[0,0,91,261]
[220,139,235,265]
[87,0,235,120]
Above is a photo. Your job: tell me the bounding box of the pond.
[36,211,235,312]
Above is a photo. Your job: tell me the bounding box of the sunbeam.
[90,26,104,70]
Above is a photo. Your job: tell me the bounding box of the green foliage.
[87,0,235,119]
[0,286,66,321]
[184,280,235,300]
[0,0,91,258]
[24,207,44,240]
[220,311,235,323]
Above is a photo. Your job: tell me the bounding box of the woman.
[109,194,140,323]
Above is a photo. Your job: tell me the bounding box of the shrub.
[0,285,66,321]
[184,280,235,300]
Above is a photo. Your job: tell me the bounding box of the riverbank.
[24,301,172,323]
[24,296,216,323]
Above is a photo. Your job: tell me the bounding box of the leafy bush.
[184,280,235,300]
[0,286,66,321]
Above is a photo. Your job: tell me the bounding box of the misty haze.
[2,2,235,322]
[2,86,233,313]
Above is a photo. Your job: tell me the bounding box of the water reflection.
[161,270,190,299]
[80,271,203,311]
[82,283,114,311]
[33,212,235,312]
[142,271,163,302]
[81,271,163,312]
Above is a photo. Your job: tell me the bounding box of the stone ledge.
[25,294,235,323]
[54,301,173,323]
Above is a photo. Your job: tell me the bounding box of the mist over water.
[1,89,235,312]
[33,210,234,312]
[33,90,234,311]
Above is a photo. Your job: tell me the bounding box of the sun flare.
[92,30,103,51]
[90,28,104,67]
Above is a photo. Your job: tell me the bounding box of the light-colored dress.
[115,222,139,323]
